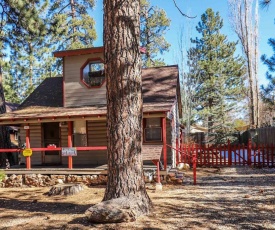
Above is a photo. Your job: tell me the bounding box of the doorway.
[43,122,61,165]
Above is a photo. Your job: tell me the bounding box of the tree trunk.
[86,0,152,223]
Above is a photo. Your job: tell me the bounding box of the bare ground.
[0,166,275,230]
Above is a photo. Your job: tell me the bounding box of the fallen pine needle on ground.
[0,166,275,230]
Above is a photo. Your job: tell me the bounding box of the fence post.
[193,152,197,185]
[227,139,232,166]
[248,138,252,166]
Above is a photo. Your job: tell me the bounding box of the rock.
[47,183,84,196]
[155,183,163,191]
[177,163,190,171]
[85,195,151,223]
[56,179,64,184]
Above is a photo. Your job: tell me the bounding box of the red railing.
[180,140,275,168]
[167,144,197,185]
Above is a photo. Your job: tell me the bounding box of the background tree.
[177,24,201,140]
[260,27,275,125]
[190,8,245,144]
[2,63,20,104]
[260,0,272,7]
[228,0,260,128]
[48,0,97,50]
[0,0,50,164]
[140,0,170,67]
[86,0,152,223]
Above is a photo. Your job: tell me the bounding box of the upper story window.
[81,58,105,88]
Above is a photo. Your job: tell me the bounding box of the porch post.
[176,137,179,166]
[162,117,167,170]
[68,121,73,169]
[25,125,31,169]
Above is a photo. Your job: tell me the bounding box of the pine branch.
[172,0,196,18]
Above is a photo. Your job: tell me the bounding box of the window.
[144,118,162,142]
[14,131,18,141]
[73,120,87,147]
[81,58,105,88]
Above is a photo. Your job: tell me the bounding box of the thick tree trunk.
[86,0,152,223]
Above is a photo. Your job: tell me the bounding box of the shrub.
[0,170,5,182]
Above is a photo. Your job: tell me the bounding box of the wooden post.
[157,161,160,184]
[162,117,167,170]
[193,153,196,185]
[248,138,252,166]
[176,137,179,165]
[25,126,31,170]
[68,121,73,169]
[228,139,232,166]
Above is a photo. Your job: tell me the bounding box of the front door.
[43,122,61,165]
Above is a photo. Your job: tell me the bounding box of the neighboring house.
[5,102,19,147]
[0,47,182,169]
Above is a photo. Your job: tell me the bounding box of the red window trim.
[80,57,105,89]
[143,118,163,143]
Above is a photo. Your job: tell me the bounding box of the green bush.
[0,170,5,182]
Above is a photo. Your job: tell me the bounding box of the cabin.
[0,47,182,170]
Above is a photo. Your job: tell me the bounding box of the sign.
[23,148,32,157]
[24,126,30,130]
[62,147,77,156]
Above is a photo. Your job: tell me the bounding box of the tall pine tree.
[261,30,275,109]
[0,0,44,164]
[7,0,49,101]
[190,8,245,143]
[140,0,170,67]
[48,0,97,50]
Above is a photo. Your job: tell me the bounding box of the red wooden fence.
[179,139,275,168]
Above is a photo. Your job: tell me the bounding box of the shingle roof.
[0,65,179,123]
[142,65,178,104]
[19,77,63,109]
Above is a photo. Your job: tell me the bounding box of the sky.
[92,0,275,86]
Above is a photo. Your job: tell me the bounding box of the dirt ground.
[0,166,275,230]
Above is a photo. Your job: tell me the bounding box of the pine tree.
[140,0,170,67]
[191,8,245,144]
[0,0,49,163]
[261,36,275,107]
[2,62,20,104]
[48,0,97,50]
[7,0,49,101]
[86,0,152,223]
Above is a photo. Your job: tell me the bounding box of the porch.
[3,164,169,176]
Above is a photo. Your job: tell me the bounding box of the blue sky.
[92,0,275,86]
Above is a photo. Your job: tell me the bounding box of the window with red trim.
[144,118,162,142]
[81,59,105,88]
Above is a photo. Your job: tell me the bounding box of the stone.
[47,183,84,196]
[155,183,162,191]
[56,179,64,184]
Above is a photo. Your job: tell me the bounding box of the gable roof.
[5,102,19,112]
[19,77,63,109]
[0,65,179,124]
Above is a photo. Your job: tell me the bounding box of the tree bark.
[86,0,152,223]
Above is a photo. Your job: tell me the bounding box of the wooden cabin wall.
[61,120,107,166]
[19,124,42,165]
[86,120,107,165]
[64,53,106,107]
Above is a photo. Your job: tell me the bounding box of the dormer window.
[81,58,105,88]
